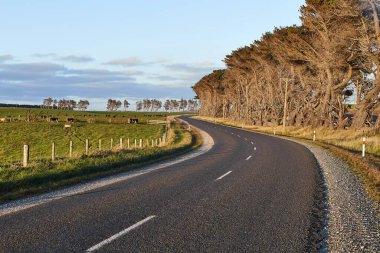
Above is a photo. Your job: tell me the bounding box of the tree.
[123,100,130,111]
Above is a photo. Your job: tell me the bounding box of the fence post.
[69,140,73,158]
[110,138,113,149]
[127,138,130,149]
[313,131,316,142]
[120,138,123,149]
[23,144,29,167]
[99,139,102,151]
[152,139,154,147]
[158,138,161,147]
[86,139,89,155]
[139,139,142,148]
[52,142,56,161]
[135,139,137,148]
[362,137,366,157]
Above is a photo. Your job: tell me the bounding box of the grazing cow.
[66,118,75,123]
[128,118,138,124]
[47,117,59,122]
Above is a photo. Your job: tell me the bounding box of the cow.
[47,117,59,122]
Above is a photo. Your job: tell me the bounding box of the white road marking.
[246,155,252,160]
[251,142,254,145]
[215,171,232,181]
[254,147,257,151]
[86,216,156,252]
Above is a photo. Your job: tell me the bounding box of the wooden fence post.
[139,139,142,148]
[86,139,89,155]
[135,139,137,148]
[127,138,130,149]
[120,138,123,149]
[69,140,73,158]
[151,139,154,147]
[110,138,113,149]
[23,144,29,167]
[99,139,102,151]
[52,142,56,161]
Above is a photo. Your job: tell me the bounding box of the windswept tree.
[123,100,130,111]
[106,99,122,111]
[77,100,90,111]
[193,0,380,129]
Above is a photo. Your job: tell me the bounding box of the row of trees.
[106,99,131,111]
[136,99,199,112]
[42,98,90,110]
[193,0,380,128]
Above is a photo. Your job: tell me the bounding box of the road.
[0,117,321,252]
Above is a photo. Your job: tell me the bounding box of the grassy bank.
[194,116,380,204]
[0,119,202,203]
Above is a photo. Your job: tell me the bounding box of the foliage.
[193,0,380,129]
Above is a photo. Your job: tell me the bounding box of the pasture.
[0,108,174,166]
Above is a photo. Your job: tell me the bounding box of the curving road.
[0,117,321,252]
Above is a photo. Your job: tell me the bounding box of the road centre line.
[86,215,156,252]
[246,155,252,160]
[215,171,232,181]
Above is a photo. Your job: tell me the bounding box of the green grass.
[0,119,201,203]
[0,122,165,165]
[0,107,193,124]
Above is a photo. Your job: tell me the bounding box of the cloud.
[105,57,167,67]
[0,61,195,109]
[58,55,94,63]
[0,55,14,62]
[32,53,57,58]
[122,70,145,76]
[165,63,215,73]
[106,57,142,66]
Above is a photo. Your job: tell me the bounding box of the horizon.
[0,0,305,110]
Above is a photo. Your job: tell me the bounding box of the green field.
[0,107,184,124]
[0,108,178,165]
[0,122,165,165]
[0,108,199,202]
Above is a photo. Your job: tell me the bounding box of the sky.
[0,0,305,110]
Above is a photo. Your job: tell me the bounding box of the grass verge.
[194,116,380,207]
[0,120,202,203]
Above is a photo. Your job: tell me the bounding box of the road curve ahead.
[0,117,321,252]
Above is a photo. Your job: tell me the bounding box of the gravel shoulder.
[296,141,380,252]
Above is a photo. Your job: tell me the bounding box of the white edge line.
[86,215,156,252]
[215,171,232,181]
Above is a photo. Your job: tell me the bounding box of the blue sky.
[0,0,305,110]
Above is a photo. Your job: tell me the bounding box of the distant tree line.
[42,98,90,110]
[193,0,380,128]
[0,103,40,109]
[135,99,199,112]
[106,99,130,111]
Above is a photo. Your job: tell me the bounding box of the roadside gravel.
[300,142,380,252]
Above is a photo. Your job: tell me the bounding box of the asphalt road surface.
[0,117,321,253]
